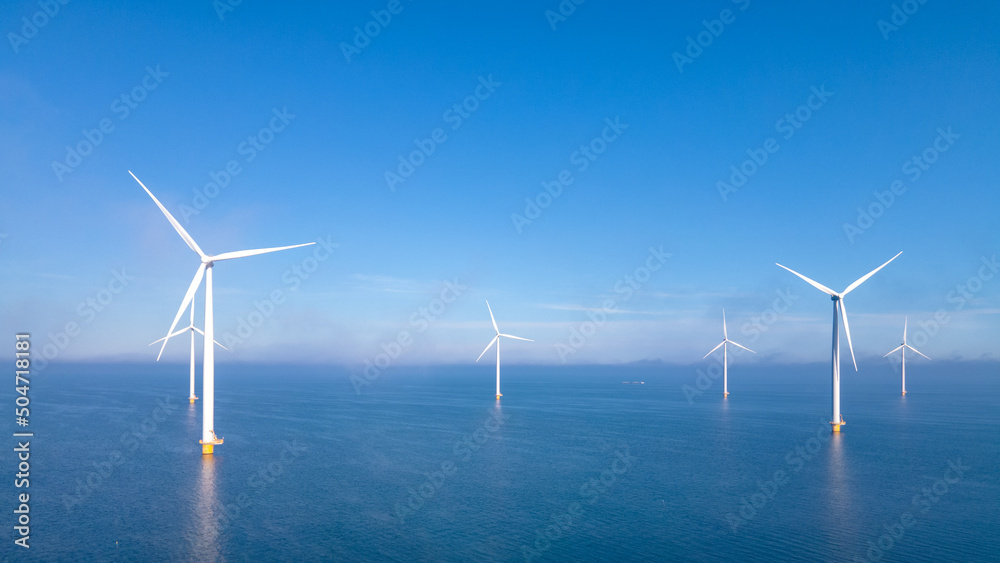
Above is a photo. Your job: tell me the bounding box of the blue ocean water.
[5,361,998,562]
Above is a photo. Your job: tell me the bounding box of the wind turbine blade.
[189,326,228,350]
[728,340,756,354]
[839,299,858,371]
[130,171,206,259]
[157,264,206,361]
[703,341,725,359]
[485,300,499,334]
[842,251,902,296]
[148,327,189,346]
[214,339,229,351]
[775,263,837,296]
[906,345,931,360]
[883,345,904,358]
[722,309,728,339]
[476,335,499,362]
[211,243,315,262]
[499,334,533,342]
[903,316,908,342]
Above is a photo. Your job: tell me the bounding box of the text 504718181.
[14,333,32,549]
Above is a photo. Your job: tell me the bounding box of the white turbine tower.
[148,294,228,403]
[776,251,901,432]
[883,317,930,396]
[132,171,315,455]
[475,300,532,400]
[703,309,755,398]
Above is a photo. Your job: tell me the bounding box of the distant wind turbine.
[132,171,314,455]
[883,317,930,396]
[703,309,755,398]
[777,251,901,432]
[475,300,533,400]
[148,294,228,404]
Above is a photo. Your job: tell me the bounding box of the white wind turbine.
[475,300,533,400]
[883,317,930,396]
[148,294,228,404]
[703,309,755,398]
[131,171,315,455]
[776,252,901,432]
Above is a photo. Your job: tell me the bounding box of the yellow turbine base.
[496,394,502,400]
[902,391,906,395]
[723,392,729,397]
[200,435,223,455]
[189,397,197,403]
[832,424,841,433]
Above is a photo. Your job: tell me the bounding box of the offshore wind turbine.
[883,317,930,396]
[131,171,314,455]
[777,252,901,432]
[148,294,228,403]
[475,300,533,400]
[703,309,755,398]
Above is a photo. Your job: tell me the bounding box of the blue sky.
[1,1,997,368]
